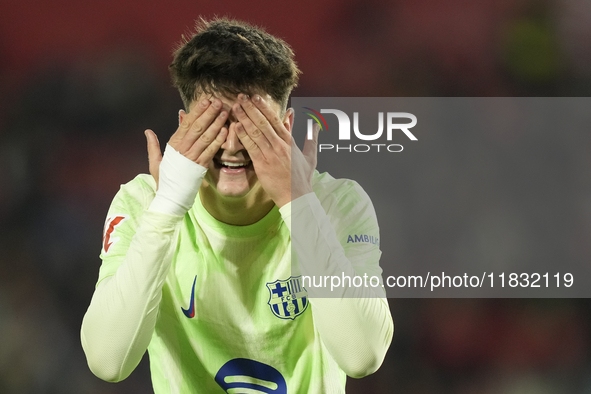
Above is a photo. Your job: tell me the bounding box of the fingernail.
[253,95,261,103]
[240,94,249,102]
[219,111,227,118]
[200,99,209,107]
[234,104,243,113]
[213,100,222,109]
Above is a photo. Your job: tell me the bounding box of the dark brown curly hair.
[169,17,301,112]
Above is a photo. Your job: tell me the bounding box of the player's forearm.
[82,144,206,382]
[311,296,393,378]
[81,210,181,382]
[281,193,394,377]
[305,266,394,378]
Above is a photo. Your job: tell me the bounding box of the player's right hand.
[145,98,228,188]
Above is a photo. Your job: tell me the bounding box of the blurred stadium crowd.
[2,0,591,393]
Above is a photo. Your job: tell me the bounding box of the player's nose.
[220,122,245,154]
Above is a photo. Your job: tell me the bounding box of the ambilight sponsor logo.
[303,107,417,153]
[347,234,379,246]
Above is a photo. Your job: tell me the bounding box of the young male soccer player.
[81,18,393,393]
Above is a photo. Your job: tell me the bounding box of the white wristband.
[148,144,208,216]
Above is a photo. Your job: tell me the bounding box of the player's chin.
[216,184,252,198]
[218,173,261,196]
[208,163,258,196]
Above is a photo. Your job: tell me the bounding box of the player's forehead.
[191,91,282,114]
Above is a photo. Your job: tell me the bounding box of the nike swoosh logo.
[181,275,197,318]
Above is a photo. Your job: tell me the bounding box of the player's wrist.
[148,144,207,216]
[289,187,313,204]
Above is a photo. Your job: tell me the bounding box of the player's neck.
[199,185,275,226]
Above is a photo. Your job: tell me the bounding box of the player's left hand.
[233,93,319,208]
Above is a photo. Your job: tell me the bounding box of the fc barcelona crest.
[266,276,308,320]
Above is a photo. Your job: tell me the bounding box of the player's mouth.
[213,158,253,174]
